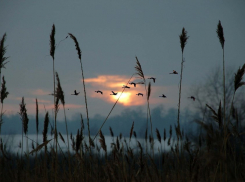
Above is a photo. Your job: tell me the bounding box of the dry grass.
[0,21,245,182]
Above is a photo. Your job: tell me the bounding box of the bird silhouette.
[188,96,195,101]
[71,90,80,95]
[129,82,136,87]
[122,85,130,89]
[110,91,118,95]
[136,93,143,97]
[159,94,167,98]
[95,90,103,94]
[148,77,156,83]
[170,70,178,74]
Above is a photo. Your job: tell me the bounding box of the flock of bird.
[70,70,196,101]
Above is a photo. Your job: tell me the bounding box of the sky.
[0,0,245,122]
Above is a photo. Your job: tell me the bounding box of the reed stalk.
[0,33,9,140]
[19,97,29,156]
[35,99,39,155]
[0,33,9,86]
[135,56,152,154]
[0,76,8,138]
[216,20,226,181]
[68,33,91,150]
[93,73,134,141]
[54,72,71,178]
[177,28,189,140]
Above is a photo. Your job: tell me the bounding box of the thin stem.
[0,103,3,137]
[79,58,91,148]
[93,74,134,141]
[63,106,70,152]
[177,54,184,138]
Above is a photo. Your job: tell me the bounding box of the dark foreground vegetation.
[0,21,245,181]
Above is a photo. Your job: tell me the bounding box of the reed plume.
[216,20,225,49]
[234,63,245,93]
[19,97,29,155]
[43,112,49,144]
[99,130,107,155]
[109,126,114,138]
[0,33,9,86]
[19,97,29,136]
[50,25,55,60]
[75,129,81,153]
[68,33,81,60]
[156,128,161,144]
[0,76,9,137]
[179,28,189,53]
[68,33,91,149]
[135,56,145,81]
[147,82,153,138]
[129,121,134,143]
[0,76,9,104]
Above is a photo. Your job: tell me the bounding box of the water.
[1,134,172,155]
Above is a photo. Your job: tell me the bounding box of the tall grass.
[0,33,9,86]
[0,33,9,139]
[68,33,91,150]
[0,21,245,182]
[0,76,8,137]
[135,57,153,154]
[177,27,189,140]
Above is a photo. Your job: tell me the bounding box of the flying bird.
[122,85,130,89]
[159,94,167,98]
[188,96,195,101]
[148,77,156,83]
[110,91,118,95]
[129,82,136,87]
[71,90,80,95]
[95,90,103,94]
[136,93,143,97]
[170,70,178,74]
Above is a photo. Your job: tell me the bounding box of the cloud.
[30,89,51,96]
[84,75,164,106]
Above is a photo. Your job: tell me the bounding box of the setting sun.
[111,92,132,106]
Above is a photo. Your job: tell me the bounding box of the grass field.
[0,21,245,182]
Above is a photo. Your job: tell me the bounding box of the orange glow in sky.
[111,92,132,106]
[85,75,146,106]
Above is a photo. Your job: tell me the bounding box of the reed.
[177,28,189,139]
[216,20,227,181]
[19,97,29,155]
[0,76,8,137]
[49,25,58,179]
[35,99,39,147]
[1,19,245,182]
[129,121,134,145]
[99,130,107,157]
[0,33,9,86]
[68,33,92,151]
[93,73,134,140]
[135,56,153,154]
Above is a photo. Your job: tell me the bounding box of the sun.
[111,92,132,106]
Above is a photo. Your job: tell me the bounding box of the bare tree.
[190,66,245,124]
